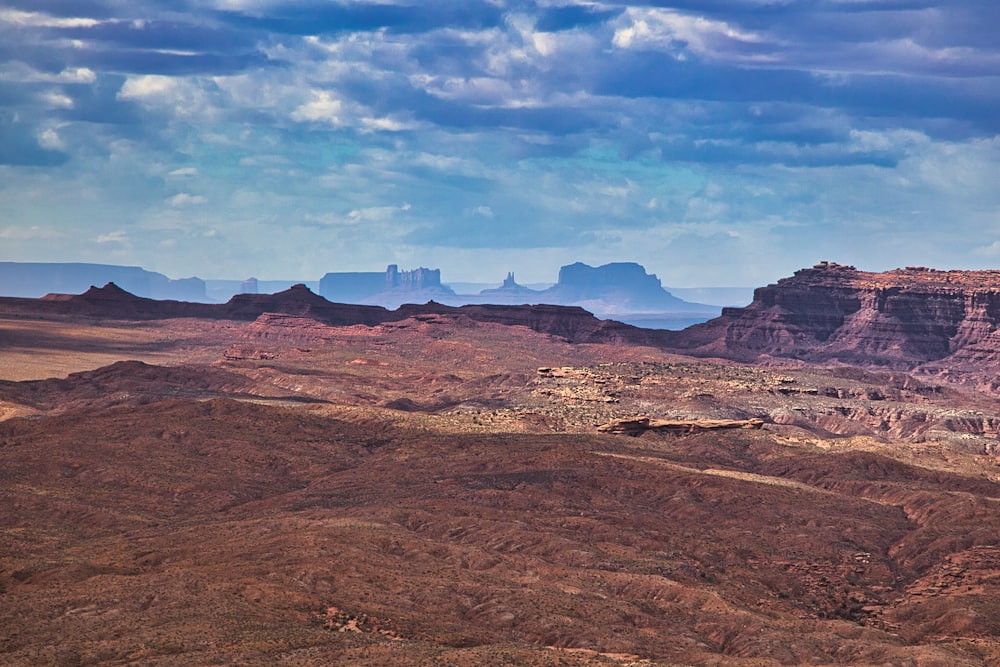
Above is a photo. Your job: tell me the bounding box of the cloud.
[117,74,178,99]
[0,124,69,166]
[0,65,96,83]
[973,240,1000,258]
[611,7,767,61]
[168,193,207,207]
[117,74,220,120]
[290,90,345,125]
[0,0,996,284]
[96,230,128,244]
[37,128,65,149]
[0,9,100,28]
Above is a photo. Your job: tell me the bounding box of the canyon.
[663,262,1000,392]
[1,268,1000,665]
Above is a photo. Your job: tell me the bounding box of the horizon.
[1,2,998,286]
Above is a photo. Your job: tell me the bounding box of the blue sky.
[1,0,998,286]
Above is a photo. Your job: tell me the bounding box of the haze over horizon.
[1,1,998,287]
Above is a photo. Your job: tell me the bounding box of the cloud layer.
[1,0,998,286]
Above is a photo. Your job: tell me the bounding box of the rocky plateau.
[663,262,1000,392]
[1,273,1000,666]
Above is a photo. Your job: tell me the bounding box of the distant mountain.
[0,260,720,323]
[0,262,206,301]
[477,272,543,301]
[539,262,715,315]
[322,261,719,328]
[320,265,457,308]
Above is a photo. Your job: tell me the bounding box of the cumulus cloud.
[37,128,65,150]
[611,7,765,60]
[118,75,177,99]
[290,91,346,125]
[0,0,997,283]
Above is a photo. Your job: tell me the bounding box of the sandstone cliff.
[663,262,1000,389]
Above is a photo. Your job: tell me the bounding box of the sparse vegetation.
[1,292,999,665]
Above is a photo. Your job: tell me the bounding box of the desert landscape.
[2,265,1000,666]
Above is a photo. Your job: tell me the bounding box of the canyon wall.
[664,262,1000,389]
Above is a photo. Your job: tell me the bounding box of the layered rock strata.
[664,262,1000,389]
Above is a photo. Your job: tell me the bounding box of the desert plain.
[1,282,999,666]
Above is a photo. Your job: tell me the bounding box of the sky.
[1,0,998,287]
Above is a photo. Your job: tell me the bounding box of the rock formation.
[477,272,541,302]
[0,261,206,301]
[540,262,713,314]
[663,262,1000,390]
[597,416,765,436]
[320,264,457,307]
[0,282,668,346]
[321,262,716,320]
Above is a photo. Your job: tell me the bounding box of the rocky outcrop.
[663,262,1000,389]
[320,264,457,308]
[597,416,765,436]
[541,262,713,314]
[0,282,671,347]
[477,272,541,301]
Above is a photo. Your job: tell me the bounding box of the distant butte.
[5,262,1000,665]
[19,263,1000,392]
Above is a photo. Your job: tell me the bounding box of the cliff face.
[665,263,1000,386]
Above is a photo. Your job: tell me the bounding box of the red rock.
[663,263,1000,389]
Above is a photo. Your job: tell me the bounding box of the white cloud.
[0,65,96,84]
[96,230,128,244]
[303,203,411,229]
[118,75,216,119]
[167,167,199,177]
[168,193,207,207]
[0,9,100,28]
[119,75,179,100]
[291,91,345,125]
[347,205,409,224]
[37,128,64,150]
[360,115,416,132]
[612,8,764,60]
[42,92,74,109]
[60,67,97,83]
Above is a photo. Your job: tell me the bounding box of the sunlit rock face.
[664,263,1000,389]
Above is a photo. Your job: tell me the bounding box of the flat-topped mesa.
[778,261,1000,293]
[662,263,1000,378]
